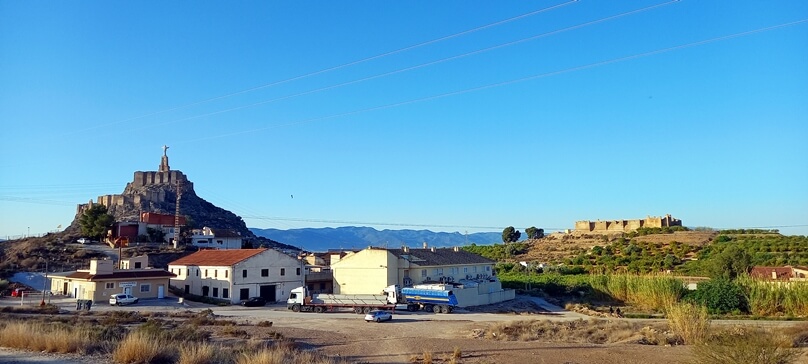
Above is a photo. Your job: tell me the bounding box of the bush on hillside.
[686,277,747,315]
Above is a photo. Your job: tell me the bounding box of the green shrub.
[687,277,747,315]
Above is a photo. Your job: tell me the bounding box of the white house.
[168,248,303,304]
[189,227,243,250]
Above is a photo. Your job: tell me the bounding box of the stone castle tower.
[76,146,193,219]
[72,146,254,237]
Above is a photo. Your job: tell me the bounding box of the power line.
[61,0,579,136]
[178,18,808,144]
[122,0,681,135]
[241,214,567,231]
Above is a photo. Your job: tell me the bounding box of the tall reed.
[665,302,710,345]
[590,274,685,311]
[738,276,808,317]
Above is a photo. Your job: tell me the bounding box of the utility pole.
[40,259,48,306]
[173,180,182,248]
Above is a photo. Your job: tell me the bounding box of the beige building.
[168,248,304,304]
[575,214,682,233]
[49,255,175,303]
[331,246,514,307]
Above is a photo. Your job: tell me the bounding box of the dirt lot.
[263,316,694,364]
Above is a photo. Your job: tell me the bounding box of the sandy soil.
[264,317,694,364]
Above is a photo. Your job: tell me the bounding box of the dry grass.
[484,318,674,345]
[0,321,93,354]
[665,302,710,345]
[691,327,804,364]
[112,331,173,364]
[178,343,221,364]
[235,345,339,364]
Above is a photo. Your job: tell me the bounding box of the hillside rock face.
[71,149,254,238]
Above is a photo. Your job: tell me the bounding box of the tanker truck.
[287,285,458,314]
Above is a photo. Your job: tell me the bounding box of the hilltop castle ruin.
[76,145,193,219]
[574,214,682,233]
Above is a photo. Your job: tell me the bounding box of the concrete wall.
[332,249,396,295]
[169,249,304,304]
[50,277,170,303]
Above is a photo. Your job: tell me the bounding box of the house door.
[73,287,78,298]
[259,285,276,302]
[62,282,68,295]
[124,287,132,295]
[202,286,209,297]
[157,285,165,299]
[239,288,250,300]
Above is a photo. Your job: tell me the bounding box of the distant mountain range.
[249,226,502,252]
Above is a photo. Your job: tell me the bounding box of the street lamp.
[40,259,49,306]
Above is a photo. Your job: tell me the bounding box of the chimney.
[453,246,459,252]
[422,242,428,249]
[772,271,777,280]
[402,246,409,253]
[430,247,436,253]
[89,259,114,275]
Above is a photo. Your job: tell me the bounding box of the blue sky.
[1,0,807,239]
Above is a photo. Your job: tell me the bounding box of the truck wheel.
[432,305,442,313]
[423,304,433,312]
[314,306,324,313]
[354,307,363,314]
[363,307,372,314]
[291,304,301,312]
[440,305,449,314]
[407,304,417,312]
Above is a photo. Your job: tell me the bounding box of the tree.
[525,226,545,240]
[502,226,521,243]
[709,245,752,280]
[79,205,114,240]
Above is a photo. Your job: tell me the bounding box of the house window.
[186,269,189,276]
[196,269,199,277]
[223,288,229,299]
[242,270,247,278]
[473,266,477,273]
[205,269,208,277]
[435,268,443,276]
[240,288,249,300]
[214,270,218,278]
[421,270,426,277]
[140,284,151,293]
[217,240,223,245]
[486,266,491,271]
[225,270,228,278]
[280,268,285,276]
[463,267,468,273]
[296,268,301,276]
[105,282,114,289]
[213,287,219,297]
[134,262,142,269]
[261,269,269,277]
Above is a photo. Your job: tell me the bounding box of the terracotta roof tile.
[750,266,794,281]
[168,249,266,266]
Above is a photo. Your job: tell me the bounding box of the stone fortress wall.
[574,214,682,233]
[76,146,192,216]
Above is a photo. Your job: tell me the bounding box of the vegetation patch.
[483,318,676,345]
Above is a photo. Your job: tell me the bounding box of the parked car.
[77,238,90,244]
[364,310,393,323]
[241,297,267,307]
[109,294,138,306]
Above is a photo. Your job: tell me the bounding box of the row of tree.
[501,226,544,243]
